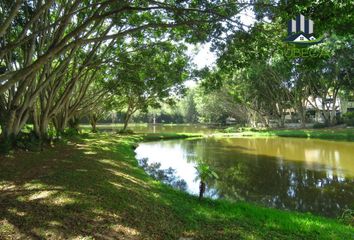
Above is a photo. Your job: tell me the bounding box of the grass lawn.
[80,123,149,129]
[0,133,353,239]
[231,128,354,141]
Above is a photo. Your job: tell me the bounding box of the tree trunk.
[0,123,16,154]
[199,181,206,200]
[297,104,306,128]
[294,96,307,128]
[0,134,16,154]
[278,113,285,128]
[329,111,337,126]
[321,97,331,126]
[260,115,269,128]
[33,110,50,142]
[68,117,80,132]
[0,109,29,153]
[249,112,257,128]
[330,92,338,126]
[122,115,130,131]
[53,113,68,137]
[90,114,98,133]
[122,111,133,132]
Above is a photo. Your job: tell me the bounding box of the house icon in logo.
[284,14,323,45]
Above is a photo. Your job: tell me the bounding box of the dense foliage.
[1,0,353,147]
[0,0,245,151]
[199,1,354,127]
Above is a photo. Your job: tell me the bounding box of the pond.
[135,137,354,217]
[86,124,218,134]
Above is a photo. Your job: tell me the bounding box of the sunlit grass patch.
[28,190,58,201]
[0,219,18,236]
[7,207,27,217]
[228,128,354,141]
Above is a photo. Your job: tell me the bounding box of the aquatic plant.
[195,163,218,200]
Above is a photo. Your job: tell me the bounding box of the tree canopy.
[0,0,246,149]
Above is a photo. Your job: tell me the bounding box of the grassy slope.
[0,133,352,240]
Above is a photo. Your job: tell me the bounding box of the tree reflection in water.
[136,137,354,217]
[138,158,187,191]
[192,138,354,218]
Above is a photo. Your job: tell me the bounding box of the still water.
[135,137,354,217]
[90,124,217,134]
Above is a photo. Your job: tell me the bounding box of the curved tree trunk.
[122,114,131,131]
[122,105,136,132]
[0,108,30,153]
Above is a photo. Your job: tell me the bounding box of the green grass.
[79,123,206,129]
[0,132,353,239]
[138,132,202,141]
[230,128,354,141]
[80,123,149,129]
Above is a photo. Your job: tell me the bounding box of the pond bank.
[215,128,354,141]
[0,132,352,239]
[81,124,354,141]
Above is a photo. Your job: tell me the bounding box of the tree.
[203,21,294,127]
[195,163,218,200]
[180,89,199,123]
[0,1,247,150]
[88,95,121,133]
[295,35,354,126]
[107,42,190,131]
[203,3,354,128]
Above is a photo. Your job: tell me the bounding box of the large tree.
[0,0,247,149]
[202,0,354,128]
[107,42,190,131]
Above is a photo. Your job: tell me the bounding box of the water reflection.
[94,124,217,134]
[135,137,354,217]
[138,158,187,191]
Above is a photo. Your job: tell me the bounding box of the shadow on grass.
[0,133,352,239]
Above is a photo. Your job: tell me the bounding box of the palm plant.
[195,163,218,200]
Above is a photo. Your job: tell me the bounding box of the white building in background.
[283,96,354,124]
[305,96,354,123]
[305,97,340,123]
[340,98,354,114]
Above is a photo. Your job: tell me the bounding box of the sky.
[189,8,257,69]
[185,8,257,87]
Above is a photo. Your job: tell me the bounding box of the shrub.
[0,138,13,154]
[63,128,80,137]
[313,122,327,129]
[16,131,42,152]
[338,209,354,226]
[343,112,354,126]
[238,127,258,132]
[221,126,237,133]
[117,129,134,134]
[336,115,344,125]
